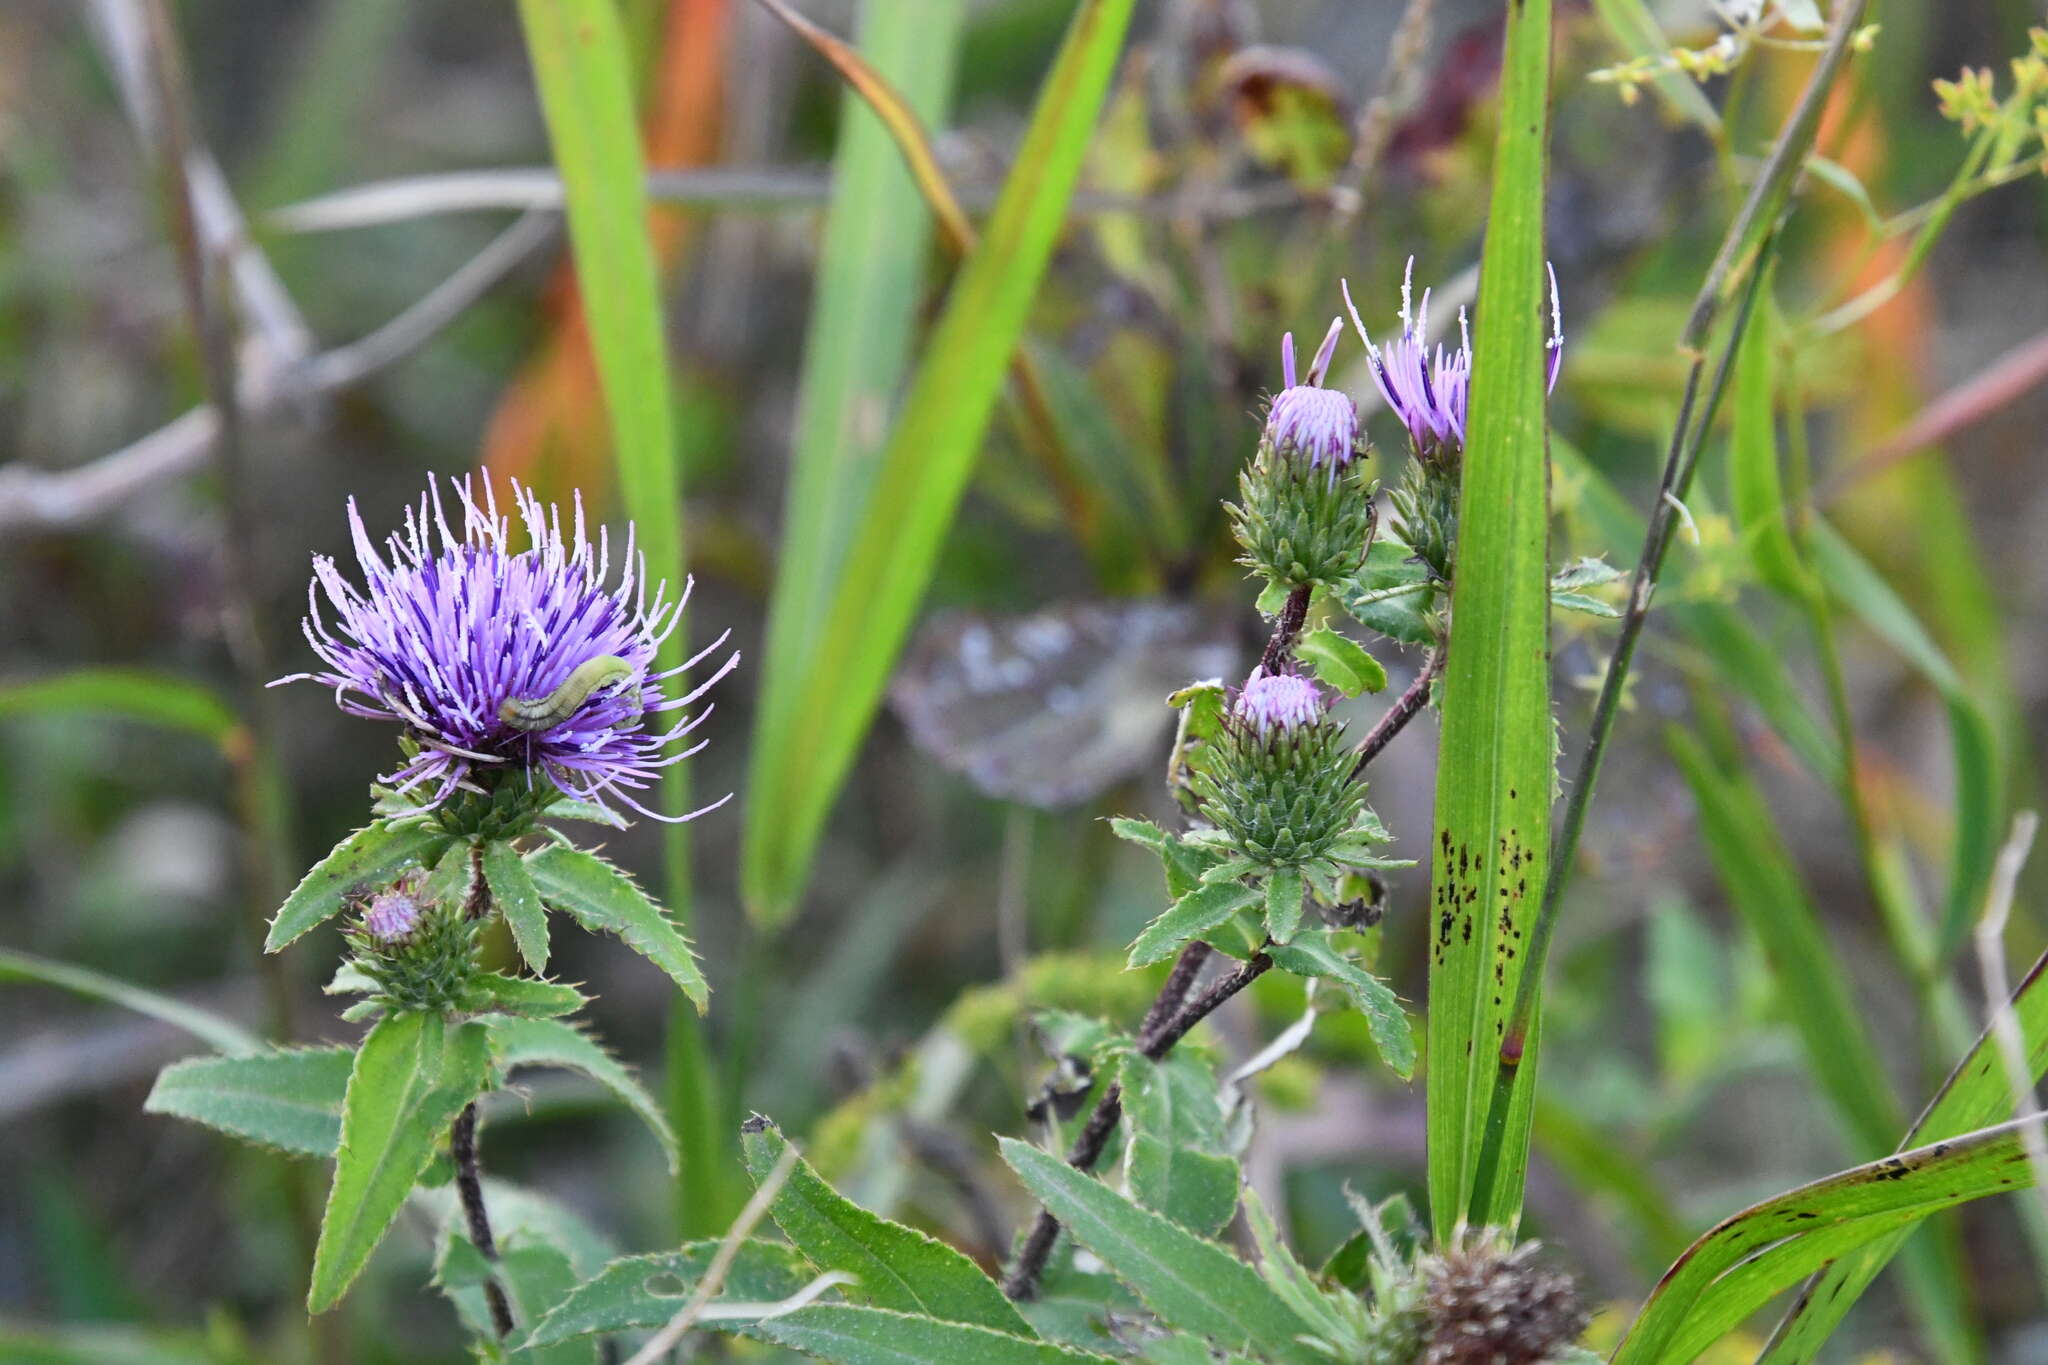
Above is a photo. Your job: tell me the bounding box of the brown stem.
[1003,952,1273,1300]
[1258,583,1314,675]
[1349,647,1442,780]
[451,1103,514,1338]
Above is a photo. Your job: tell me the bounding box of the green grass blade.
[1426,0,1555,1239]
[0,948,261,1056]
[740,0,1139,926]
[511,0,691,897]
[1760,948,2048,1361]
[748,0,965,926]
[0,669,238,746]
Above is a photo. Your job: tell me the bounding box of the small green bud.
[1194,673,1368,868]
[344,872,482,1015]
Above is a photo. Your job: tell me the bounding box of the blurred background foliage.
[4,0,2048,1359]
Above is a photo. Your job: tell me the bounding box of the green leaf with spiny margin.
[459,972,586,1018]
[308,1012,490,1313]
[1333,538,1437,645]
[1109,817,1172,850]
[437,1236,591,1363]
[1127,881,1261,968]
[266,821,452,952]
[543,795,628,829]
[741,1117,1032,1335]
[519,1240,817,1348]
[482,838,550,975]
[1294,627,1387,697]
[145,1046,353,1157]
[1121,1054,1239,1238]
[486,1014,677,1173]
[417,837,474,909]
[1268,933,1415,1079]
[1425,0,1554,1239]
[524,844,706,1011]
[1263,866,1306,944]
[749,1304,1111,1364]
[998,1139,1316,1359]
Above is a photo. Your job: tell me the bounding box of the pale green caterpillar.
[498,655,639,732]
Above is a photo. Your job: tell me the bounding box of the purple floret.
[276,476,738,822]
[1342,258,1563,460]
[1235,670,1327,734]
[363,886,423,942]
[1264,317,1360,472]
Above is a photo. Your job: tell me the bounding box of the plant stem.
[1259,583,1314,674]
[1349,647,1442,780]
[451,1103,515,1339]
[1002,950,1273,1300]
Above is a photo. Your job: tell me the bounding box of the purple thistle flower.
[1234,669,1327,734]
[363,886,423,943]
[276,477,738,822]
[1264,316,1360,472]
[1342,259,1564,461]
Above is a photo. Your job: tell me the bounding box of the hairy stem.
[1349,647,1442,780]
[451,1103,515,1339]
[1003,951,1272,1300]
[1258,583,1315,674]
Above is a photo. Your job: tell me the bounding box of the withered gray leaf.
[889,599,1238,808]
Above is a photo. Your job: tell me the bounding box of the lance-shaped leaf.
[524,844,707,1011]
[519,1240,817,1348]
[1267,932,1415,1079]
[145,1046,354,1157]
[1424,0,1555,1238]
[1294,627,1387,697]
[741,0,1140,925]
[1126,880,1260,968]
[308,1013,491,1313]
[998,1139,1316,1359]
[1613,1116,2047,1364]
[749,1304,1110,1364]
[482,838,550,975]
[740,1118,1031,1335]
[1762,949,2048,1361]
[1121,1053,1239,1239]
[486,1014,677,1173]
[460,973,587,1019]
[266,821,451,951]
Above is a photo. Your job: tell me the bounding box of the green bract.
[1228,443,1378,591]
[344,893,484,1017]
[1192,708,1366,870]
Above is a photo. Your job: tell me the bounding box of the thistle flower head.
[362,885,424,943]
[1421,1237,1587,1365]
[277,477,738,823]
[1234,669,1327,735]
[1263,317,1360,472]
[1343,259,1563,462]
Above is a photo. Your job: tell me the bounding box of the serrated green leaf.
[1109,817,1172,850]
[417,837,475,909]
[1426,0,1554,1238]
[145,1046,353,1157]
[267,821,452,952]
[461,972,587,1018]
[1267,933,1415,1079]
[308,1013,490,1313]
[1332,539,1437,645]
[1263,866,1306,944]
[525,844,707,1011]
[486,1014,677,1173]
[740,0,1140,925]
[750,1304,1109,1364]
[482,838,550,976]
[998,1139,1314,1358]
[1126,881,1261,968]
[1294,627,1387,697]
[542,796,629,829]
[1122,1054,1238,1238]
[1548,556,1623,591]
[520,1240,817,1347]
[742,1118,1031,1334]
[1549,590,1622,619]
[439,1238,593,1363]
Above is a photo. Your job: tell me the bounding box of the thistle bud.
[1421,1238,1587,1365]
[1229,320,1377,592]
[1193,671,1367,868]
[345,871,482,1014]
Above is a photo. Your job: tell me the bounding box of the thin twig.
[451,1103,515,1339]
[1329,0,1436,222]
[1975,813,2048,1229]
[1003,951,1273,1300]
[0,214,553,533]
[1349,648,1442,780]
[622,1140,802,1364]
[1259,584,1315,674]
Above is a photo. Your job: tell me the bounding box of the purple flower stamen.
[1235,670,1327,734]
[1341,257,1565,461]
[1264,317,1359,473]
[275,476,738,823]
[363,887,423,943]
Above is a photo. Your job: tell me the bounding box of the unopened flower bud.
[1195,671,1365,868]
[345,874,481,1014]
[1421,1237,1587,1365]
